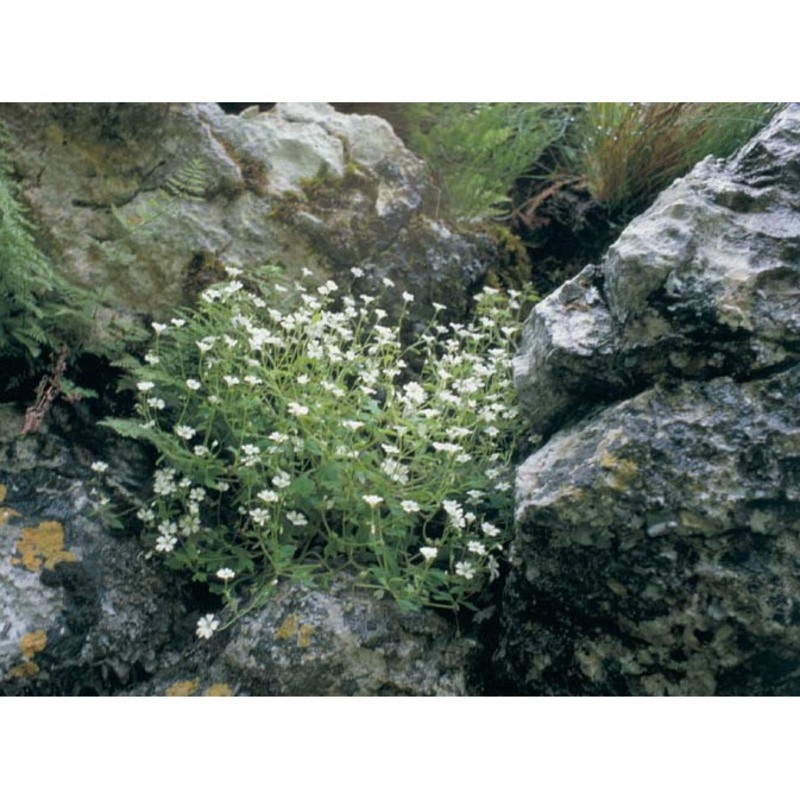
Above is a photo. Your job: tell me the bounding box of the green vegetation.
[399,102,779,223]
[572,102,779,220]
[403,103,574,220]
[111,158,209,233]
[0,126,85,364]
[101,266,531,622]
[0,125,100,396]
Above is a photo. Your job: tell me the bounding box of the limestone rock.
[0,405,189,694]
[123,578,474,697]
[0,102,489,335]
[500,104,800,695]
[498,369,800,695]
[513,104,800,437]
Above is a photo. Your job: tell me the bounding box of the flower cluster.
[105,265,530,628]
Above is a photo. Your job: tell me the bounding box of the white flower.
[297,374,310,385]
[419,546,438,562]
[136,507,155,523]
[175,424,196,441]
[249,507,270,526]
[467,540,487,557]
[401,500,421,514]
[273,471,291,489]
[350,266,365,278]
[363,494,383,508]
[91,461,109,473]
[224,266,243,277]
[287,402,309,417]
[268,432,289,444]
[455,561,476,580]
[193,445,210,457]
[487,556,500,582]
[381,458,409,485]
[433,442,463,454]
[402,291,414,303]
[286,511,308,527]
[196,613,220,639]
[146,397,166,410]
[152,322,168,334]
[258,489,280,503]
[144,353,160,365]
[432,302,447,312]
[216,567,236,581]
[155,533,178,553]
[186,378,201,391]
[443,499,466,529]
[137,381,155,392]
[223,375,241,387]
[481,521,501,538]
[171,317,186,328]
[382,276,395,288]
[244,375,263,386]
[342,420,365,431]
[402,382,426,405]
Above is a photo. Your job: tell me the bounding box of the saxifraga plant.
[100,266,531,634]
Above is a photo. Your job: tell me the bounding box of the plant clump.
[102,265,531,626]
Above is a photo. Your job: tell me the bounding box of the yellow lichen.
[276,613,299,640]
[0,483,6,502]
[12,520,77,572]
[20,630,47,659]
[298,624,314,648]
[165,679,199,696]
[9,661,40,679]
[598,452,639,492]
[203,683,234,697]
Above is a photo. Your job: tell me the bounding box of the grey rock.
[0,405,189,694]
[498,368,800,695]
[220,579,472,696]
[514,104,800,437]
[120,578,474,697]
[0,102,488,336]
[501,104,800,695]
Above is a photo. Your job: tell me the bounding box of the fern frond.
[165,158,208,199]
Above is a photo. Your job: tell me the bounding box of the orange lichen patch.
[276,613,299,640]
[12,520,77,571]
[20,630,47,659]
[9,661,40,679]
[165,679,199,696]
[298,624,314,648]
[203,683,234,697]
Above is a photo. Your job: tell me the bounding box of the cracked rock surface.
[0,102,491,336]
[498,104,800,695]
